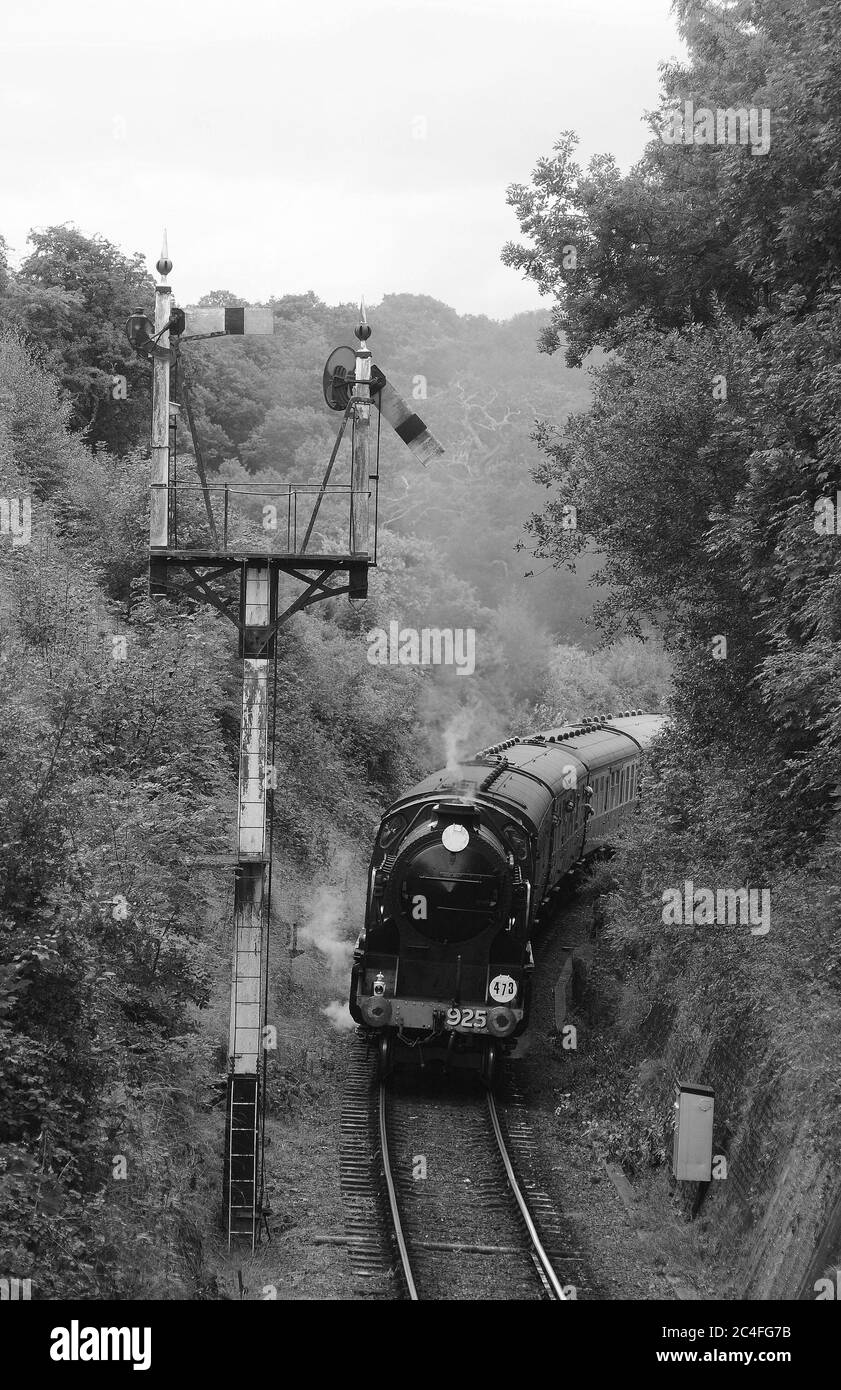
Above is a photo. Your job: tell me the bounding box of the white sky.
[1,0,685,318]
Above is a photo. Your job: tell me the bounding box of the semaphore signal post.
[133,235,443,1250]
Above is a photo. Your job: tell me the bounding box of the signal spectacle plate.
[322,345,358,411]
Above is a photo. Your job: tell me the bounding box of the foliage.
[536,635,672,724]
[0,338,232,1296]
[0,226,155,456]
[505,0,841,841]
[504,0,841,1248]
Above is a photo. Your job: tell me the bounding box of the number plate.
[445,1007,487,1031]
[489,973,517,1003]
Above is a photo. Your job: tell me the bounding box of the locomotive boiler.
[349,712,665,1083]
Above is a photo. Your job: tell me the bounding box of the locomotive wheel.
[376,1034,393,1080]
[480,1041,498,1090]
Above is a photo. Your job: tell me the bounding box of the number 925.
[446,1007,487,1030]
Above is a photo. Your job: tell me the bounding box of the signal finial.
[156,229,173,282]
[355,294,371,342]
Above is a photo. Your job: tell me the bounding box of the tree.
[503,0,841,835]
[0,225,155,457]
[196,289,249,307]
[503,1,841,366]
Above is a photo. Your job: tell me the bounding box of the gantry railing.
[153,478,374,557]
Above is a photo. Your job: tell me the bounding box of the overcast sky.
[2,0,685,319]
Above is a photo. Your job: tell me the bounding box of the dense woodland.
[0,0,838,1298]
[504,0,841,1219]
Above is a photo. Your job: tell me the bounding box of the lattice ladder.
[226,1073,259,1246]
[226,857,268,1248]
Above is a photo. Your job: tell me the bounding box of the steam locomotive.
[349,712,665,1083]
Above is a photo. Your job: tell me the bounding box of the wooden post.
[150,232,172,551]
[349,303,370,555]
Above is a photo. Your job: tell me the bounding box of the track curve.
[378,1074,569,1300]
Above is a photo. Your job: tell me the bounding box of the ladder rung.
[226,1073,260,1243]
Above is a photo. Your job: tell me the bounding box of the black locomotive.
[349,712,665,1082]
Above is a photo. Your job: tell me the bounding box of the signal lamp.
[125,309,153,353]
[125,306,185,355]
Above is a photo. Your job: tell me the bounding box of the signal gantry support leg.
[225,565,274,1250]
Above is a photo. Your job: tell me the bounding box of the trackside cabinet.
[672,1082,714,1181]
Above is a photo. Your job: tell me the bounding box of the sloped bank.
[586,826,841,1302]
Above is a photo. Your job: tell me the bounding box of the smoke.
[298,847,361,985]
[321,999,356,1032]
[442,702,485,770]
[299,883,355,982]
[295,847,364,1032]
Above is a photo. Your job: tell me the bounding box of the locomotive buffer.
[138,239,443,1249]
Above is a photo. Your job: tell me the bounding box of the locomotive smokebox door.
[672,1082,714,1181]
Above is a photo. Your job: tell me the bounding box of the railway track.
[340,1040,584,1300]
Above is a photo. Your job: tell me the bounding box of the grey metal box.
[672,1082,714,1181]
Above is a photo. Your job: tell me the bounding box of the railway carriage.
[349,713,665,1082]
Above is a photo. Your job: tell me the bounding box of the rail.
[486,1090,568,1299]
[378,1083,419,1300]
[377,1079,568,1301]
